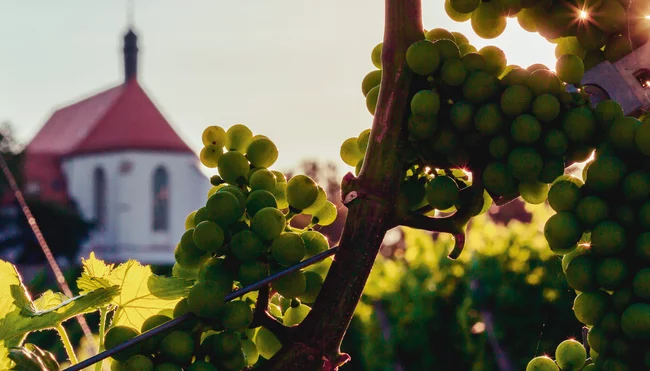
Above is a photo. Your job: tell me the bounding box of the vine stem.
[94,307,108,371]
[56,324,79,365]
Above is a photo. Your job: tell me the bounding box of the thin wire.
[63,245,339,371]
[0,154,96,347]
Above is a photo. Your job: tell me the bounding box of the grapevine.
[0,0,649,370]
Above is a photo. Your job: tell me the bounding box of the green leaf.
[0,260,119,369]
[78,253,193,330]
[9,344,59,371]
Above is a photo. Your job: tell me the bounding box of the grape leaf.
[0,260,118,369]
[77,254,193,330]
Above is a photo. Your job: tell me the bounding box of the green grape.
[539,158,565,184]
[452,34,469,47]
[446,0,473,22]
[527,69,562,96]
[286,175,319,210]
[600,311,621,333]
[610,117,641,150]
[565,254,596,291]
[200,145,222,168]
[246,190,278,218]
[425,28,455,42]
[471,2,507,39]
[270,232,307,265]
[489,135,509,159]
[587,326,609,354]
[198,256,234,292]
[229,230,264,262]
[272,170,287,184]
[585,155,627,192]
[501,67,530,86]
[238,261,269,287]
[206,191,243,227]
[459,43,477,56]
[140,314,172,354]
[554,37,587,60]
[340,137,364,166]
[202,331,241,358]
[601,358,629,371]
[431,129,458,155]
[406,40,440,76]
[273,182,289,209]
[573,290,609,326]
[411,90,441,117]
[202,125,227,147]
[371,43,382,69]
[175,229,208,269]
[478,45,506,77]
[299,271,324,303]
[622,171,650,201]
[450,0,479,13]
[595,100,624,128]
[173,298,191,319]
[555,339,586,371]
[517,8,537,33]
[303,186,327,215]
[532,94,560,122]
[246,137,278,168]
[511,114,541,144]
[216,185,246,210]
[508,147,543,181]
[482,162,517,196]
[575,196,608,229]
[301,231,329,258]
[255,327,281,360]
[591,220,626,256]
[104,326,141,362]
[225,124,253,152]
[450,101,475,131]
[187,281,227,318]
[241,339,259,366]
[251,207,286,241]
[577,25,606,51]
[408,115,437,140]
[441,57,467,86]
[640,202,650,229]
[500,85,533,117]
[357,129,371,153]
[361,70,382,96]
[463,71,498,103]
[462,53,486,72]
[596,257,628,290]
[185,211,197,230]
[425,176,459,210]
[159,331,194,364]
[249,169,277,192]
[187,360,217,371]
[432,39,461,61]
[636,232,650,259]
[543,129,568,156]
[518,181,548,204]
[217,150,250,185]
[633,268,650,300]
[525,356,559,371]
[556,54,584,84]
[612,287,634,312]
[311,201,338,226]
[272,270,306,299]
[192,221,225,253]
[474,103,504,136]
[563,107,596,143]
[284,304,311,326]
[221,300,253,331]
[548,180,582,212]
[124,355,154,371]
[544,212,583,254]
[621,303,650,339]
[172,263,198,280]
[636,120,650,156]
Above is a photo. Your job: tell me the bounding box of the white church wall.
[65,151,210,264]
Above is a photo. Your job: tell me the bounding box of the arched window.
[152,166,169,231]
[93,167,106,229]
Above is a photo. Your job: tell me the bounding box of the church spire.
[123,0,137,83]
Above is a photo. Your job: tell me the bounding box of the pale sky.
[0,1,556,174]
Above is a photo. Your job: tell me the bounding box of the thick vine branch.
[260,0,424,370]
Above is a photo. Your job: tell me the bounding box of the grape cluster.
[106,124,336,370]
[538,114,650,369]
[527,339,593,370]
[348,28,599,216]
[445,0,649,69]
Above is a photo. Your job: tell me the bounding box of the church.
[20,28,210,264]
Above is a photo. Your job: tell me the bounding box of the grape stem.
[250,285,293,343]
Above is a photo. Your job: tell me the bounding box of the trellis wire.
[63,245,339,371]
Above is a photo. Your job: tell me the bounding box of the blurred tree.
[0,121,24,192]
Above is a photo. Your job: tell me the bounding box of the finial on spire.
[127,0,135,27]
[123,0,138,83]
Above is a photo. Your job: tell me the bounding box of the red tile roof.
[24,78,195,202]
